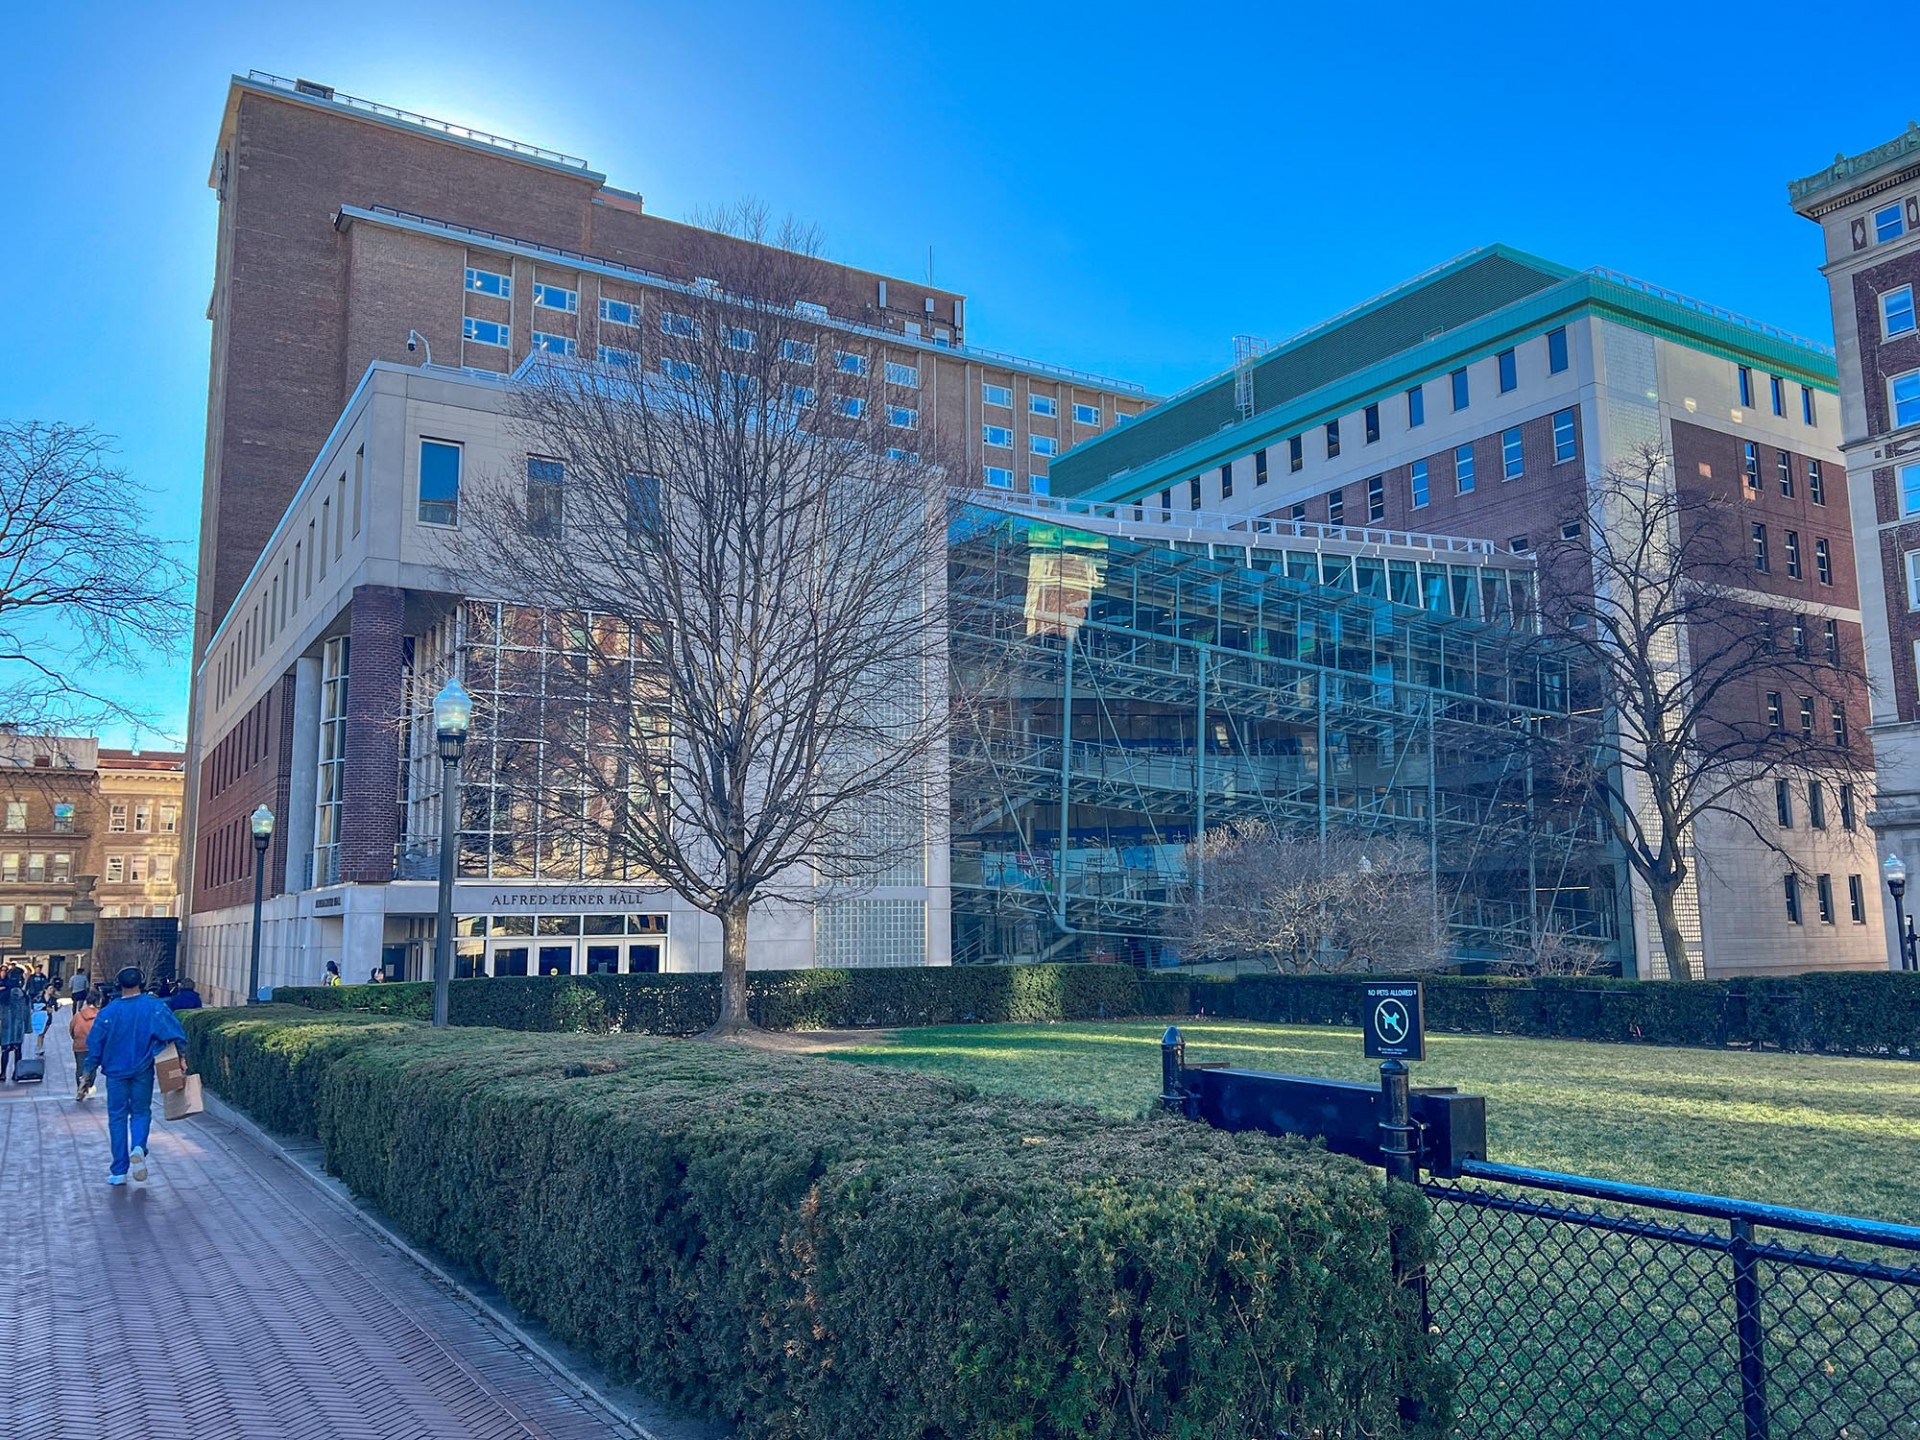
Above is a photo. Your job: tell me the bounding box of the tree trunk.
[1649,879,1692,981]
[704,896,757,1038]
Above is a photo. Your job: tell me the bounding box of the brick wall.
[193,677,290,913]
[1850,251,1920,437]
[339,586,406,884]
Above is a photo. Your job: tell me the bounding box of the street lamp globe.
[434,676,472,762]
[250,803,275,842]
[1885,852,1908,900]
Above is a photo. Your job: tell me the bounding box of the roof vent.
[294,79,335,100]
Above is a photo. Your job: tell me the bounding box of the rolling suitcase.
[15,1014,47,1084]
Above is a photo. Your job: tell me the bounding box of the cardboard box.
[163,1073,203,1122]
[155,1043,187,1095]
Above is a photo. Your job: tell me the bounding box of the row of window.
[984,426,1057,457]
[1740,445,1828,505]
[1773,778,1858,832]
[0,852,71,883]
[1782,872,1867,927]
[0,903,71,935]
[1763,692,1849,745]
[1750,524,1835,584]
[1734,366,1820,426]
[980,383,1109,428]
[1,800,73,833]
[103,853,172,885]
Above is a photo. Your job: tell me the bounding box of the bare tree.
[1534,444,1867,979]
[0,422,188,735]
[449,212,955,1036]
[1164,822,1450,973]
[1497,914,1613,977]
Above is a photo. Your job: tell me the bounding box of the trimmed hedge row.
[276,964,1920,1055]
[185,1008,1448,1438]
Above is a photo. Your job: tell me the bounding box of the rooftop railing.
[247,71,594,172]
[1586,267,1837,359]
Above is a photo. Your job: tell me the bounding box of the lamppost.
[248,804,274,1003]
[1883,854,1918,972]
[431,676,472,1028]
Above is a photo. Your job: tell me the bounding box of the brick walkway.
[0,1026,638,1440]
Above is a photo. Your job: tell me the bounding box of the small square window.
[1508,534,1530,554]
[1876,203,1906,243]
[1497,348,1517,393]
[1561,521,1582,541]
[1800,696,1816,738]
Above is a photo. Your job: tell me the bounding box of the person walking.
[70,988,102,1101]
[0,971,26,1083]
[81,967,188,1186]
[323,960,343,987]
[68,968,88,1011]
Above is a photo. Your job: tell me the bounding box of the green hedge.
[276,965,1920,1056]
[185,1007,1448,1438]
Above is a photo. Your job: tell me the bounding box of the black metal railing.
[1421,1161,1920,1439]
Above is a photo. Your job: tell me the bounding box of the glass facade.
[945,508,1617,965]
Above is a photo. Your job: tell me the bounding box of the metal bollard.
[1378,1059,1418,1182]
[1159,1025,1186,1113]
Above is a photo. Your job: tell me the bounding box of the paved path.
[0,1024,637,1440]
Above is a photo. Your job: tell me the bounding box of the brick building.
[1791,128,1920,969]
[1048,247,1883,978]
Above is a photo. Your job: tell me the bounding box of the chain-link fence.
[1421,1165,1920,1439]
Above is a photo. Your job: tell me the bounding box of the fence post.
[1378,1059,1417,1183]
[1730,1218,1771,1440]
[1159,1025,1185,1112]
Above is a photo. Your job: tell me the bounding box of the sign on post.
[1363,982,1425,1062]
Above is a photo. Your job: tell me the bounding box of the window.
[983,383,1012,408]
[1456,444,1476,494]
[25,853,44,882]
[1364,404,1381,443]
[463,317,508,348]
[1497,348,1517,393]
[1367,474,1385,522]
[154,854,173,884]
[660,312,698,338]
[1785,531,1802,579]
[1561,521,1582,541]
[1030,435,1056,457]
[623,473,661,543]
[526,457,564,537]
[1791,615,1808,655]
[1738,366,1753,408]
[1778,450,1794,497]
[597,345,638,369]
[781,338,816,365]
[785,383,816,410]
[1841,782,1857,831]
[533,282,578,313]
[1189,477,1203,510]
[0,854,15,881]
[1553,410,1576,463]
[658,357,696,384]
[1744,442,1760,492]
[1885,286,1918,338]
[1255,450,1269,486]
[1502,427,1524,480]
[109,802,126,833]
[1327,489,1345,525]
[1219,463,1233,500]
[50,852,69,882]
[1289,435,1304,472]
[1024,393,1057,419]
[1770,375,1785,417]
[128,855,148,884]
[1509,534,1531,554]
[1809,459,1826,506]
[1027,475,1049,496]
[1809,780,1827,829]
[51,803,72,833]
[1410,459,1430,508]
[1802,386,1816,426]
[465,267,510,298]
[983,466,1013,489]
[1825,619,1840,664]
[889,406,919,430]
[838,396,866,419]
[1784,874,1802,924]
[1074,403,1101,426]
[1849,874,1867,924]
[160,804,177,834]
[1752,523,1769,572]
[1800,696,1816,737]
[1548,327,1569,374]
[1816,874,1835,925]
[105,855,124,884]
[419,439,461,527]
[1290,502,1307,524]
[887,361,920,388]
[1766,691,1783,732]
[1815,538,1832,585]
[1876,203,1906,243]
[4,803,22,832]
[1447,367,1468,411]
[1832,701,1848,746]
[983,425,1012,448]
[1903,464,1920,516]
[1775,779,1794,828]
[600,296,637,326]
[1407,385,1425,427]
[1325,419,1341,458]
[795,300,829,323]
[837,351,868,376]
[531,331,576,357]
[1894,372,1920,427]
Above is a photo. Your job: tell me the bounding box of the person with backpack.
[0,971,25,1083]
[81,967,188,1186]
[70,988,102,1101]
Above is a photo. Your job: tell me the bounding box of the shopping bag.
[155,1042,187,1095]
[163,1073,204,1121]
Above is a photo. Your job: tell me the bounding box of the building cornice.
[1790,123,1920,212]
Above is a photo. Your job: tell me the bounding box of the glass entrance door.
[536,943,576,976]
[491,945,530,977]
[584,944,621,974]
[626,942,662,974]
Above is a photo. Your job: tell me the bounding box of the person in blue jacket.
[83,967,188,1186]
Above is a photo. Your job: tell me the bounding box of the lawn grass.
[840,1018,1920,1225]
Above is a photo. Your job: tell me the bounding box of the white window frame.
[531,331,577,357]
[1073,403,1101,427]
[888,406,919,430]
[533,282,579,314]
[725,326,755,352]
[599,296,637,326]
[1883,286,1917,340]
[781,338,816,364]
[839,396,866,418]
[465,267,511,298]
[795,300,829,322]
[1552,409,1577,463]
[660,312,698,338]
[1896,370,1920,428]
[1030,435,1057,457]
[1410,459,1429,509]
[983,466,1014,489]
[1502,427,1524,480]
[1902,463,1920,517]
[885,361,920,388]
[1030,394,1058,417]
[983,425,1013,448]
[1028,475,1051,496]
[786,384,816,411]
[1877,203,1906,244]
[597,345,638,370]
[982,383,1012,408]
[463,317,508,348]
[836,350,869,376]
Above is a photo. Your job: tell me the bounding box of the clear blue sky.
[2,0,1911,745]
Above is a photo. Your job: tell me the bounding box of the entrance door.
[537,944,575,976]
[626,942,662,974]
[492,946,530,977]
[584,944,620,975]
